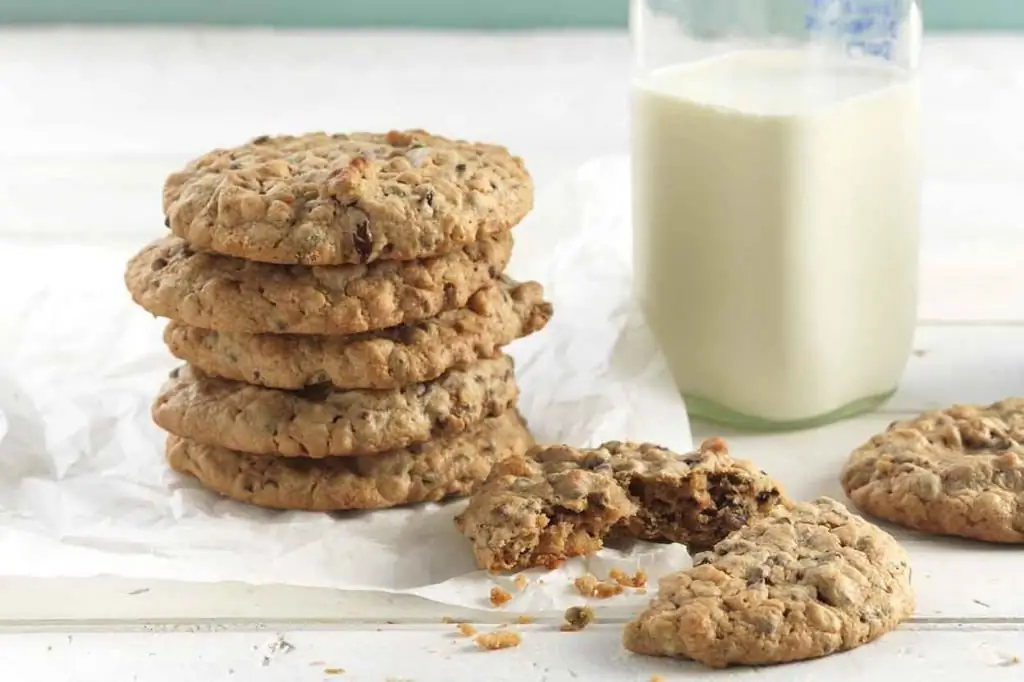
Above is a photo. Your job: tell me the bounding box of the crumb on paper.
[912,348,927,357]
[441,616,454,624]
[516,615,534,625]
[490,586,512,607]
[513,574,529,591]
[574,574,624,599]
[457,623,478,637]
[324,668,345,676]
[608,568,648,588]
[561,605,595,632]
[475,631,522,651]
[128,587,150,596]
[1000,656,1020,667]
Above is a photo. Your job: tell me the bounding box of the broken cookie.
[454,437,784,572]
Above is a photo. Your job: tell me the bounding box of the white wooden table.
[2,27,1024,681]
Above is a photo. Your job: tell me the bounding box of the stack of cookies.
[125,130,551,512]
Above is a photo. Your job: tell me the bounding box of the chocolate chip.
[756,490,773,503]
[422,189,435,206]
[163,216,170,228]
[354,220,373,261]
[252,135,271,144]
[151,258,168,271]
[745,566,765,586]
[252,370,261,382]
[168,367,180,379]
[443,283,458,306]
[297,382,333,402]
[455,163,467,172]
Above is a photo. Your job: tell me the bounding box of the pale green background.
[0,0,1021,30]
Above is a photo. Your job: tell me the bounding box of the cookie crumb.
[323,668,345,676]
[561,606,595,632]
[441,616,454,624]
[475,631,522,651]
[1000,656,1020,667]
[516,615,534,624]
[457,623,478,637]
[490,586,512,607]
[650,676,666,682]
[609,568,648,588]
[573,575,598,596]
[513,574,528,591]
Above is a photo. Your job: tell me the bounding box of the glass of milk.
[631,0,923,430]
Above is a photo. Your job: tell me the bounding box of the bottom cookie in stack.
[166,410,534,511]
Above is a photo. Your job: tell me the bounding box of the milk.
[632,50,920,428]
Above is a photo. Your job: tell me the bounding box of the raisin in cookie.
[163,278,552,390]
[841,399,1024,543]
[455,437,784,572]
[166,410,533,511]
[623,497,914,668]
[163,130,533,265]
[125,233,511,335]
[153,355,517,458]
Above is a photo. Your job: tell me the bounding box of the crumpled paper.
[0,155,694,614]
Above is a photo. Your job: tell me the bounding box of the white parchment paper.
[0,156,694,614]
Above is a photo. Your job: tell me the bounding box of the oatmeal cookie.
[623,498,914,668]
[153,355,517,458]
[163,130,532,265]
[125,232,511,335]
[454,438,784,572]
[163,278,551,390]
[841,399,1024,543]
[166,410,533,511]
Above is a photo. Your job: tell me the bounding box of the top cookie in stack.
[125,130,552,512]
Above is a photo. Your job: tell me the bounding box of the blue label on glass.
[805,0,903,60]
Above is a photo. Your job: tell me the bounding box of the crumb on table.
[441,616,454,624]
[490,586,512,607]
[513,574,528,591]
[516,615,534,624]
[475,631,522,651]
[561,605,595,632]
[457,622,478,637]
[323,668,345,676]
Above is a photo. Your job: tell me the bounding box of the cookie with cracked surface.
[166,410,534,511]
[623,497,914,668]
[125,232,511,335]
[454,437,785,572]
[152,355,518,458]
[162,278,552,390]
[163,129,533,265]
[841,399,1024,543]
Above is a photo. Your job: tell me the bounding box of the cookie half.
[623,498,914,668]
[454,437,785,572]
[163,129,533,266]
[841,399,1024,543]
[125,232,512,335]
[163,278,552,390]
[166,410,534,511]
[153,355,518,458]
